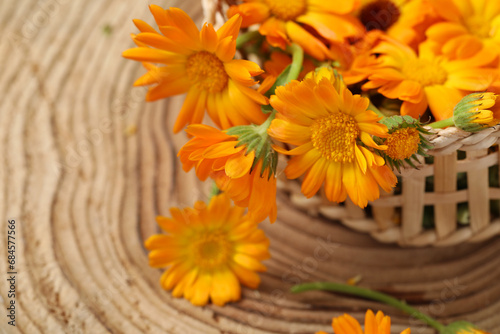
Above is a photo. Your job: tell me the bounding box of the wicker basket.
[279,125,500,247]
[201,1,500,247]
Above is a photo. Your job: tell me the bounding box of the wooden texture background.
[1,0,500,333]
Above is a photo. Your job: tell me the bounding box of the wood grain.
[1,0,500,333]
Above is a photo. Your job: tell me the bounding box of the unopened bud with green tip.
[430,92,500,132]
[454,92,499,132]
[440,321,490,334]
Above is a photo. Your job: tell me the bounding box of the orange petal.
[173,88,207,133]
[166,7,201,43]
[227,3,270,28]
[297,12,363,42]
[233,253,267,272]
[428,0,462,22]
[447,68,497,91]
[134,32,192,55]
[145,76,191,101]
[301,158,328,197]
[157,25,202,51]
[324,162,346,203]
[230,263,261,289]
[148,249,177,267]
[259,17,289,50]
[308,0,358,14]
[274,142,314,156]
[172,267,199,298]
[332,314,363,334]
[203,141,242,158]
[371,165,397,194]
[400,95,429,119]
[217,13,242,41]
[210,269,241,306]
[215,36,237,63]
[144,234,176,250]
[224,59,262,86]
[267,119,311,146]
[133,19,158,33]
[225,152,254,178]
[285,21,331,60]
[200,23,219,53]
[186,273,212,306]
[226,81,268,124]
[424,85,463,121]
[160,262,191,291]
[122,47,186,64]
[149,4,168,26]
[185,124,233,140]
[364,310,377,334]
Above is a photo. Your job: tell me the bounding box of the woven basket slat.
[457,151,497,172]
[425,190,467,204]
[434,152,458,238]
[401,175,426,239]
[372,189,396,229]
[467,149,490,231]
[468,220,500,242]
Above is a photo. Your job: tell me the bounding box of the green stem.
[257,110,277,136]
[428,117,454,129]
[236,30,261,49]
[291,282,446,332]
[285,43,304,83]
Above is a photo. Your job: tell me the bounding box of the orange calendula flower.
[227,0,364,60]
[316,310,411,334]
[334,30,386,85]
[122,6,267,132]
[268,68,397,208]
[178,124,277,223]
[357,0,438,49]
[361,39,498,121]
[145,193,270,306]
[426,0,500,59]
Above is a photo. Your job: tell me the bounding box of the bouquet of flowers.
[122,0,498,332]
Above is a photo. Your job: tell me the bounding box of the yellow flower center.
[359,0,401,31]
[465,15,492,39]
[264,0,307,21]
[402,59,448,86]
[311,113,359,162]
[192,230,233,270]
[386,128,420,160]
[186,51,228,93]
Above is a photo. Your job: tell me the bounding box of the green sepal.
[226,121,278,178]
[226,125,254,136]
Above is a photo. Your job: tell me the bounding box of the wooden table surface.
[1,0,500,333]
